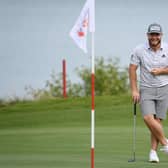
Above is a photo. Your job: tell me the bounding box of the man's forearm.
[161,67,168,74]
[129,65,138,92]
[129,64,140,102]
[130,75,138,92]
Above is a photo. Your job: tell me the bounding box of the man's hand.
[151,67,168,75]
[131,90,140,103]
[151,68,163,75]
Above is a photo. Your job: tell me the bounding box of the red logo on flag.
[78,28,85,37]
[83,19,88,27]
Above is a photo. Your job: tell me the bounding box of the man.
[129,23,168,163]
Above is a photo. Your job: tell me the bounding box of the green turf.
[0,95,168,168]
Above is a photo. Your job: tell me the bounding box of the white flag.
[89,0,95,32]
[69,0,95,53]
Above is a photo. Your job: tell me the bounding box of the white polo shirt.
[130,42,168,87]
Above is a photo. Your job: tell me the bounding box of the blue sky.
[1,0,168,99]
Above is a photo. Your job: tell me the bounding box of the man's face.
[147,33,162,48]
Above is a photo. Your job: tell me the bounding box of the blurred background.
[1,0,168,99]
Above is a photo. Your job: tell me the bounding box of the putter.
[128,103,136,162]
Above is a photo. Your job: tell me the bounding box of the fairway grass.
[0,95,168,167]
[1,126,168,168]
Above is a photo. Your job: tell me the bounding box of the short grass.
[0,95,168,168]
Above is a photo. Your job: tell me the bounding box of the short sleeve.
[130,48,140,66]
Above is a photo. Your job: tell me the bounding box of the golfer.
[129,23,168,163]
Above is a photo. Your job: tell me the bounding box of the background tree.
[25,57,129,99]
[76,57,129,96]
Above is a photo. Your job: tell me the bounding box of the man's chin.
[151,44,159,47]
[149,41,161,47]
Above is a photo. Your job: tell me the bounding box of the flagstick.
[91,32,95,168]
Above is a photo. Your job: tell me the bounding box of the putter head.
[128,158,136,162]
[128,153,136,162]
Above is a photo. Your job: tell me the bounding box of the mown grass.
[0,95,142,128]
[0,95,168,168]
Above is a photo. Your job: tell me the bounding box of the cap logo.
[147,23,162,34]
[150,26,160,31]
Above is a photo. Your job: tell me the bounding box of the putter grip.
[134,103,136,115]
